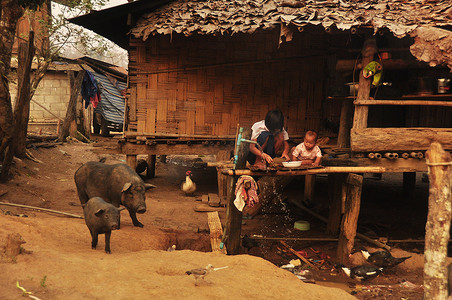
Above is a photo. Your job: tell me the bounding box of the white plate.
[282,161,302,168]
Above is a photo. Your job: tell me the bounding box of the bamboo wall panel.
[127,29,327,137]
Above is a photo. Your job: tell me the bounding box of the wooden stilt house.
[71,0,452,256]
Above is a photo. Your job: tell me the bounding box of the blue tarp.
[92,72,126,125]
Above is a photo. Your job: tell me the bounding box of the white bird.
[185,264,213,286]
[181,170,196,195]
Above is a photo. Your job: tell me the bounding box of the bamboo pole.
[354,100,452,107]
[222,166,386,176]
[423,142,451,300]
[0,202,83,218]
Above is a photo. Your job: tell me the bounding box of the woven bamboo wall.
[127,29,327,137]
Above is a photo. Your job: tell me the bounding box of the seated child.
[247,109,291,167]
[291,130,322,166]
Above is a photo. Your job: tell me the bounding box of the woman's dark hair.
[265,109,284,133]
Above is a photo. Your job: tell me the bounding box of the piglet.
[83,197,125,254]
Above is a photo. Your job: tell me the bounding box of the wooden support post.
[126,155,137,170]
[337,100,353,148]
[222,127,250,255]
[327,173,346,235]
[304,175,316,205]
[423,142,451,300]
[146,154,156,178]
[403,172,416,200]
[352,38,377,130]
[337,173,363,264]
[216,150,231,203]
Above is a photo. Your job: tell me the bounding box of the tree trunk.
[423,142,452,300]
[0,1,25,181]
[59,70,84,142]
[13,31,35,158]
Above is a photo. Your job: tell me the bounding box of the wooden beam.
[423,142,451,299]
[216,150,231,203]
[304,174,316,205]
[223,127,251,255]
[337,173,363,264]
[126,155,137,170]
[327,174,346,235]
[222,166,386,176]
[352,38,377,130]
[354,100,452,107]
[146,154,156,178]
[118,143,234,156]
[337,99,353,148]
[124,131,235,139]
[351,128,452,152]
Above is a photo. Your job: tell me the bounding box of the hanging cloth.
[234,175,259,212]
[81,70,99,108]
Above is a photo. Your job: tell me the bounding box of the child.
[291,130,322,166]
[248,109,291,166]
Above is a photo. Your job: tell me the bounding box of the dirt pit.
[0,139,362,300]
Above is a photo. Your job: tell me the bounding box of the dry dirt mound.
[0,141,356,299]
[0,213,355,300]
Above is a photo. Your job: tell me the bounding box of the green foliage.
[40,275,47,287]
[18,0,46,10]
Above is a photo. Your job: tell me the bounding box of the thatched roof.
[131,0,452,39]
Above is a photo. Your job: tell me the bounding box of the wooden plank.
[208,193,221,207]
[145,108,156,134]
[201,194,209,204]
[119,143,234,156]
[351,128,452,152]
[222,166,386,176]
[137,120,145,133]
[355,100,452,107]
[207,211,227,254]
[337,173,363,264]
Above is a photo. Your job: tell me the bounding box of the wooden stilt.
[337,173,363,264]
[126,155,137,170]
[352,38,377,130]
[216,150,231,203]
[222,127,250,255]
[337,100,353,148]
[304,174,316,204]
[327,173,346,235]
[403,172,416,200]
[423,142,451,299]
[146,154,156,178]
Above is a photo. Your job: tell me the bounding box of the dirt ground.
[0,135,440,299]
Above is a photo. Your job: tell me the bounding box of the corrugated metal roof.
[131,0,452,39]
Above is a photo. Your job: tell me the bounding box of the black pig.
[75,162,155,227]
[83,197,125,253]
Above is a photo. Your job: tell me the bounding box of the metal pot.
[437,78,451,94]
